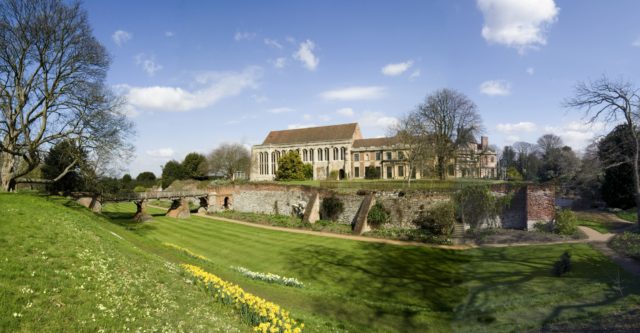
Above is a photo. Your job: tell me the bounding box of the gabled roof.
[352,136,400,148]
[262,123,360,145]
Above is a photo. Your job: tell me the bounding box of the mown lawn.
[102,202,640,333]
[0,194,248,333]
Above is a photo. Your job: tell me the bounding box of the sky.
[82,0,640,176]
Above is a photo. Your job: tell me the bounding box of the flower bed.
[182,264,304,333]
[232,266,304,288]
[164,243,209,261]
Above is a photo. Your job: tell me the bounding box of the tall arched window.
[318,148,323,161]
[310,149,314,162]
[340,147,346,160]
[325,148,329,161]
[333,147,339,160]
[271,152,276,175]
[303,149,308,162]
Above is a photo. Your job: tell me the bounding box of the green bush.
[133,185,147,193]
[552,251,572,276]
[554,209,577,235]
[321,196,344,221]
[367,202,389,228]
[506,166,523,181]
[610,231,640,260]
[413,202,455,236]
[329,170,340,180]
[276,151,306,181]
[365,167,381,179]
[302,164,313,180]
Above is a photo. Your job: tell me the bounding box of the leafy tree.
[136,171,157,187]
[365,167,381,179]
[121,174,133,190]
[566,76,640,227]
[506,166,523,181]
[414,89,483,180]
[207,143,251,179]
[275,151,305,181]
[0,0,133,191]
[598,124,637,209]
[182,152,208,180]
[501,146,517,169]
[42,140,87,194]
[161,160,186,189]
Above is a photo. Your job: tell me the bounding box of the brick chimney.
[481,136,488,149]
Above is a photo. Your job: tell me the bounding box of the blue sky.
[83,0,640,176]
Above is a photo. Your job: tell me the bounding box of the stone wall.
[200,183,555,231]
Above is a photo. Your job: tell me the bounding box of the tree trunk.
[634,137,640,228]
[0,152,16,192]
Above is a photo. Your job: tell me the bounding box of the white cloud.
[234,31,255,41]
[135,54,163,76]
[320,86,386,101]
[146,148,174,158]
[267,107,294,114]
[526,67,535,75]
[409,70,421,80]
[285,36,296,44]
[480,80,511,96]
[272,57,287,68]
[122,66,261,112]
[496,121,537,133]
[632,38,640,47]
[359,111,399,129]
[543,121,607,150]
[287,124,317,129]
[381,60,413,76]
[336,107,354,117]
[477,0,559,52]
[165,31,175,37]
[293,39,319,71]
[264,38,283,49]
[112,30,132,47]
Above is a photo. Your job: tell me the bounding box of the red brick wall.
[526,185,555,222]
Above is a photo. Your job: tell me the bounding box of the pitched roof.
[262,123,360,145]
[352,136,400,148]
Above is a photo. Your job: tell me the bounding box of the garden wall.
[201,183,554,231]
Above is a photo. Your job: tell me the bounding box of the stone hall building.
[250,123,497,181]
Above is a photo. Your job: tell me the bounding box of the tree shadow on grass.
[454,246,640,332]
[286,242,471,332]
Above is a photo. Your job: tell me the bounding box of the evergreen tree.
[275,151,306,181]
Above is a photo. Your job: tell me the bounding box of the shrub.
[321,196,344,221]
[302,163,313,180]
[533,221,552,233]
[552,251,572,276]
[329,170,340,180]
[367,202,389,228]
[610,231,640,260]
[506,166,523,181]
[133,185,147,193]
[413,202,455,236]
[554,209,577,235]
[365,167,381,179]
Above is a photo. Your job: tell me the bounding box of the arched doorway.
[223,197,230,209]
[339,169,345,180]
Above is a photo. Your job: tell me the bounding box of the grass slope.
[103,202,640,333]
[0,194,248,333]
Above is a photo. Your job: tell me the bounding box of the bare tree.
[207,143,251,180]
[537,134,563,156]
[390,112,434,185]
[0,0,133,191]
[565,76,640,227]
[415,88,483,180]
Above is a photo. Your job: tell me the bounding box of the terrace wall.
[201,183,554,230]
